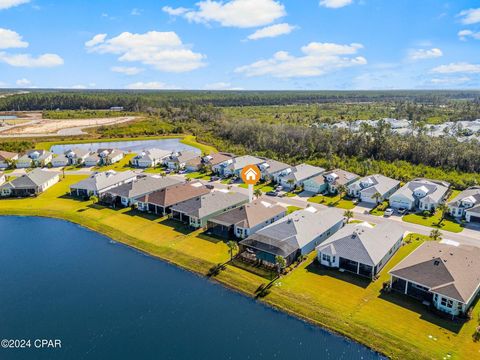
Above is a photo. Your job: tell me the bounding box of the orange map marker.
[241,164,261,185]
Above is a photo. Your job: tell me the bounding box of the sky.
[0,0,479,90]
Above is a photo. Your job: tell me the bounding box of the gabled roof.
[281,164,325,183]
[204,152,235,166]
[171,191,248,218]
[240,207,344,257]
[448,186,480,207]
[0,150,18,161]
[65,148,91,158]
[317,222,404,266]
[169,150,199,164]
[70,170,137,192]
[134,148,171,162]
[209,199,285,229]
[350,174,400,197]
[324,168,359,186]
[227,155,265,171]
[106,175,182,199]
[389,242,480,303]
[2,168,59,189]
[259,159,291,176]
[392,178,450,203]
[138,181,211,207]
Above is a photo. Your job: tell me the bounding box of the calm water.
[50,138,200,155]
[0,115,17,120]
[0,217,383,360]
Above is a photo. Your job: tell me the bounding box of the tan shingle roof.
[138,181,210,207]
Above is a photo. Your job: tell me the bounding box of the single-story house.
[137,181,211,216]
[0,168,60,197]
[16,150,53,168]
[0,171,5,186]
[70,170,137,198]
[51,154,69,167]
[304,168,359,194]
[278,164,325,190]
[84,149,125,167]
[389,178,450,211]
[213,155,265,177]
[84,153,101,167]
[131,148,171,168]
[64,148,91,165]
[170,191,249,228]
[0,150,19,169]
[316,222,404,279]
[165,150,200,170]
[202,152,235,170]
[185,156,203,172]
[389,241,480,316]
[239,206,345,266]
[448,186,480,223]
[207,199,286,239]
[101,175,182,207]
[258,159,291,182]
[348,174,401,204]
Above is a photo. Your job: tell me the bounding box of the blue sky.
[0,0,479,90]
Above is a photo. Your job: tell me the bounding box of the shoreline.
[0,212,386,359]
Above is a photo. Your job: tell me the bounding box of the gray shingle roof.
[324,168,359,186]
[350,174,400,197]
[317,222,404,267]
[171,191,248,218]
[281,163,325,183]
[106,175,182,199]
[448,186,480,207]
[390,242,480,303]
[392,178,450,203]
[259,159,291,176]
[70,170,137,192]
[3,169,59,189]
[133,148,171,162]
[227,155,265,171]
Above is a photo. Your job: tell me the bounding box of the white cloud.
[432,62,480,74]
[85,31,206,73]
[0,52,64,67]
[163,0,286,28]
[71,84,87,89]
[0,0,30,10]
[458,8,480,25]
[204,82,243,90]
[125,81,179,90]
[458,29,480,41]
[430,77,471,85]
[408,48,443,61]
[131,8,141,16]
[247,23,296,40]
[15,78,30,86]
[0,28,28,49]
[235,42,366,78]
[111,66,144,75]
[319,0,353,9]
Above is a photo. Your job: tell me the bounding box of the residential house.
[165,150,200,170]
[258,159,291,182]
[137,181,211,216]
[64,148,91,165]
[389,178,450,211]
[213,155,264,177]
[0,150,19,169]
[131,148,171,168]
[51,154,69,167]
[185,156,203,172]
[202,152,235,171]
[84,149,125,167]
[170,191,249,228]
[304,168,359,194]
[0,169,60,197]
[348,174,401,204]
[389,241,480,316]
[84,153,101,167]
[101,175,182,207]
[278,164,325,190]
[448,186,480,223]
[16,150,53,168]
[316,222,404,279]
[239,207,345,266]
[207,199,286,239]
[70,170,137,198]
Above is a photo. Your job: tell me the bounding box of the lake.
[0,115,18,120]
[49,138,200,155]
[0,216,383,360]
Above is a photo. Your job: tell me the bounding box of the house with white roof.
[51,154,69,167]
[213,155,265,177]
[0,169,60,197]
[131,148,171,168]
[239,207,345,266]
[304,168,359,194]
[278,164,325,190]
[316,222,404,279]
[389,178,450,212]
[64,148,91,165]
[84,149,125,167]
[348,174,400,204]
[448,186,480,223]
[16,150,53,168]
[69,170,137,198]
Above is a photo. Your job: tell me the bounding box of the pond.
[49,138,200,155]
[0,216,384,360]
[0,115,18,120]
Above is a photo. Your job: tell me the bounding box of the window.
[440,297,453,308]
[322,254,331,262]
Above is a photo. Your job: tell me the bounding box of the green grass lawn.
[403,211,464,233]
[238,182,275,193]
[370,201,389,216]
[94,153,137,172]
[185,171,212,181]
[308,193,356,209]
[286,206,302,214]
[0,178,478,360]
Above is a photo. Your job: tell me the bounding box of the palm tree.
[372,191,382,205]
[185,176,192,183]
[287,179,295,191]
[344,210,354,223]
[429,229,443,241]
[337,184,347,198]
[89,195,98,204]
[437,203,449,225]
[275,255,286,276]
[254,188,263,199]
[227,241,238,261]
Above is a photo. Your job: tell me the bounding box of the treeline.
[1,90,480,110]
[0,141,34,153]
[209,119,480,189]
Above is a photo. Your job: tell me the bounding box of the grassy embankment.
[0,177,478,360]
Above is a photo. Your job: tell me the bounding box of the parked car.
[210,176,219,182]
[384,208,394,217]
[266,191,279,197]
[205,184,214,189]
[397,208,408,215]
[275,185,283,191]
